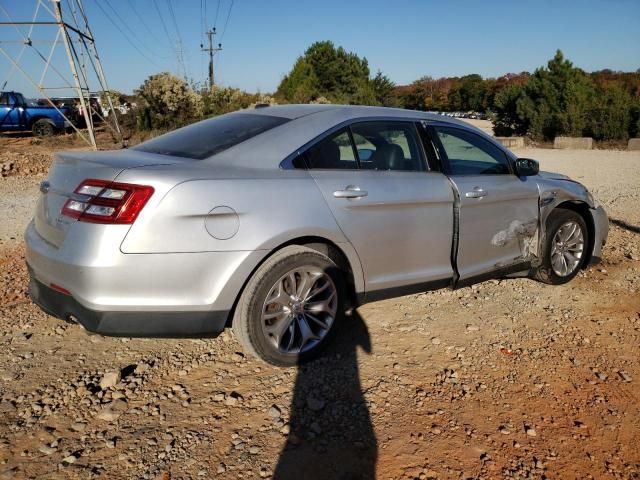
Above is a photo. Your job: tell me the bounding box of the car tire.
[533,208,589,285]
[32,119,55,137]
[232,245,345,367]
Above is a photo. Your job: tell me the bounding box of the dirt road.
[0,138,638,479]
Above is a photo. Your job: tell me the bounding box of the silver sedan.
[25,105,608,365]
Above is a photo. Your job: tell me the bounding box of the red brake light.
[61,179,154,224]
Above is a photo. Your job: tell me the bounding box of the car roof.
[245,103,462,124]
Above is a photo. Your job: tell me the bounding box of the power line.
[213,0,221,28]
[152,0,174,49]
[103,0,168,59]
[126,0,167,47]
[219,0,234,42]
[163,0,187,78]
[91,0,162,68]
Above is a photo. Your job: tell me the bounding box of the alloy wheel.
[260,266,337,355]
[550,220,584,277]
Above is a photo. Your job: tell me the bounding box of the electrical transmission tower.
[0,0,122,149]
[201,27,222,91]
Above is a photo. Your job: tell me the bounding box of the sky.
[1,0,639,98]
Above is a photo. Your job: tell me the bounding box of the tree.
[587,85,632,140]
[371,70,397,106]
[493,82,527,136]
[276,41,386,105]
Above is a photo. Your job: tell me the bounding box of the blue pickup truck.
[0,91,74,137]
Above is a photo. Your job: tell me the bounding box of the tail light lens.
[61,179,154,224]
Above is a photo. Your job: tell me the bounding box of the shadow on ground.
[273,310,377,480]
[610,218,640,234]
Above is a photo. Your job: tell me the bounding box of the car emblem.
[39,180,50,194]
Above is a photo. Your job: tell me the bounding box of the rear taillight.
[61,179,154,224]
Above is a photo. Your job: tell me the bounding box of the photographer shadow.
[273,309,376,480]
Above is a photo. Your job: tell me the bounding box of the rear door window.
[350,121,426,171]
[134,112,289,159]
[305,129,358,169]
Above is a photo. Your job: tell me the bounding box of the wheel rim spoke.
[551,220,584,277]
[261,266,337,355]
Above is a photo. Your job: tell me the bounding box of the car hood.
[537,170,571,181]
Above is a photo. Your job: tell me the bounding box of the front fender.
[536,176,607,266]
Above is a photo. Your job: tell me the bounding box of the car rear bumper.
[28,272,227,337]
[25,220,269,337]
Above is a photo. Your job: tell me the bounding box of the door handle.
[465,187,487,198]
[333,185,368,199]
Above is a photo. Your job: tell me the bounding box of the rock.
[231,352,244,362]
[62,455,77,464]
[525,426,537,437]
[466,324,480,332]
[306,396,325,411]
[100,371,121,390]
[70,422,86,432]
[0,401,16,413]
[96,407,122,422]
[249,446,261,454]
[134,363,150,375]
[38,445,56,455]
[618,371,632,382]
[268,405,281,419]
[224,392,243,406]
[431,337,442,345]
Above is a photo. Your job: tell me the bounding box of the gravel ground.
[0,138,638,479]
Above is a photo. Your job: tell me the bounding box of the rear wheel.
[534,209,588,285]
[32,119,55,137]
[232,245,345,366]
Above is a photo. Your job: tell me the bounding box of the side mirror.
[515,158,539,177]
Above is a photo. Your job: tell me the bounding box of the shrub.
[136,73,203,130]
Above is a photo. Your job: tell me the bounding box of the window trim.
[429,124,515,176]
[281,117,430,172]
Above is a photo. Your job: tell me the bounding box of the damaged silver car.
[25,105,608,365]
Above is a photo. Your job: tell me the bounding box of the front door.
[431,124,539,281]
[305,121,455,297]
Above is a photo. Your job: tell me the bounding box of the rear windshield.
[133,113,289,160]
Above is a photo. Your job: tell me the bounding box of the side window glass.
[435,126,510,175]
[306,129,357,169]
[351,122,425,171]
[0,93,9,106]
[291,153,307,169]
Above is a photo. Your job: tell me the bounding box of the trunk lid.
[34,149,180,247]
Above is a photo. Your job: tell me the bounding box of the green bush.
[136,73,203,130]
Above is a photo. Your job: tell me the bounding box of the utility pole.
[201,28,221,91]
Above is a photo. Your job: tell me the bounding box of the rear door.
[430,124,539,281]
[304,121,454,298]
[0,92,18,129]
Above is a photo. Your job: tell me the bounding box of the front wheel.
[32,119,55,137]
[232,245,345,366]
[533,209,588,285]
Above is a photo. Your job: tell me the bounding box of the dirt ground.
[0,132,639,479]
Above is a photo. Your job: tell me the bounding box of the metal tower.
[0,0,122,149]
